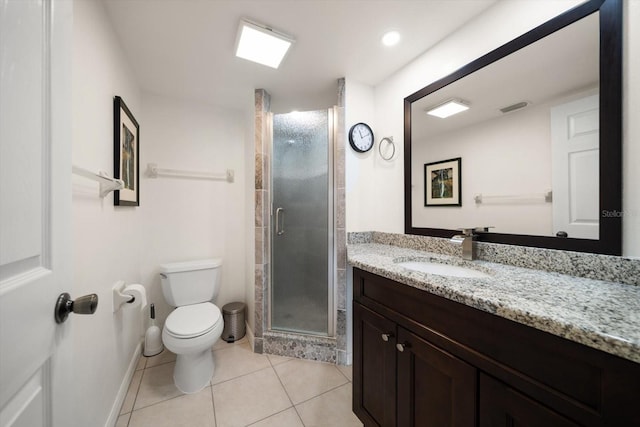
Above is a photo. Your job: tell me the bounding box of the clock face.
[349,123,374,153]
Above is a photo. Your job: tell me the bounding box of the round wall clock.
[348,122,374,153]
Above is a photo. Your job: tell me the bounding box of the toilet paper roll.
[123,284,147,310]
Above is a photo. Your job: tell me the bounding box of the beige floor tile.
[116,413,130,427]
[266,353,292,367]
[212,367,291,427]
[296,383,363,427]
[213,335,247,351]
[211,342,271,384]
[337,364,353,381]
[274,359,348,404]
[144,348,177,368]
[120,369,144,414]
[128,388,215,427]
[248,408,303,427]
[134,362,183,410]
[136,355,147,371]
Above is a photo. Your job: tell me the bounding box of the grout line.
[244,406,301,427]
[121,411,131,427]
[128,368,145,415]
[211,363,274,387]
[271,364,305,426]
[334,364,352,382]
[130,363,186,412]
[267,354,294,368]
[292,381,350,407]
[209,384,217,427]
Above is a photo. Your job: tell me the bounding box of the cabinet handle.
[396,342,409,352]
[381,333,394,342]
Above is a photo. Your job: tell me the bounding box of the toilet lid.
[165,303,221,338]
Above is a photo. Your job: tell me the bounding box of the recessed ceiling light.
[235,19,295,69]
[426,99,470,119]
[381,30,401,47]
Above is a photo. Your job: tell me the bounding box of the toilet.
[159,258,224,393]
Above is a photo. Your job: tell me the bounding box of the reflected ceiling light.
[426,99,470,118]
[235,19,295,69]
[382,30,401,46]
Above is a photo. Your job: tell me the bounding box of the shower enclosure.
[270,109,334,336]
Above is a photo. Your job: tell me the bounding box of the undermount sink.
[396,260,491,279]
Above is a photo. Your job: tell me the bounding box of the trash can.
[221,302,246,343]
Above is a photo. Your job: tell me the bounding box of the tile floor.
[116,337,363,427]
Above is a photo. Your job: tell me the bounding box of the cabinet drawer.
[479,373,580,427]
[353,267,640,425]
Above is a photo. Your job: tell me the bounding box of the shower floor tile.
[119,339,362,427]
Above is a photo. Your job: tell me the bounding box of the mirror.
[404,0,622,255]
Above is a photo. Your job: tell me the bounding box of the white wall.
[138,93,247,328]
[347,0,640,256]
[412,100,553,235]
[344,80,377,231]
[73,2,248,425]
[72,0,143,425]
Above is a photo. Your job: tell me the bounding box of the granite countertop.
[348,242,640,364]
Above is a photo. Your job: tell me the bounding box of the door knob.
[54,292,98,324]
[381,333,394,342]
[396,342,409,352]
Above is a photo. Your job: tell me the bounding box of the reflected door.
[271,110,333,336]
[551,94,599,239]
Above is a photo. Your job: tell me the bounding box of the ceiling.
[411,11,599,140]
[102,0,497,113]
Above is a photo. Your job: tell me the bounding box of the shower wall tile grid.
[254,80,348,364]
[335,77,348,365]
[254,88,271,354]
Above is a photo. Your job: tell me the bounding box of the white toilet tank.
[160,258,222,307]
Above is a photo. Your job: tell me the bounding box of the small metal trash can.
[221,302,246,343]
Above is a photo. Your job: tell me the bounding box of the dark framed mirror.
[404,0,622,255]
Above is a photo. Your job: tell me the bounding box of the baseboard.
[245,321,255,351]
[105,340,142,427]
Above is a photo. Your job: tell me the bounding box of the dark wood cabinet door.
[353,303,397,426]
[479,373,580,427]
[397,327,476,427]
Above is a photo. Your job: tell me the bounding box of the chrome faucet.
[450,227,490,260]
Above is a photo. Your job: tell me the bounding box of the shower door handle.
[275,207,285,235]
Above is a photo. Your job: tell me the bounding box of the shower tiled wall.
[253,79,347,364]
[335,78,348,365]
[254,89,271,354]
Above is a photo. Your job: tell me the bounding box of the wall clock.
[348,122,374,153]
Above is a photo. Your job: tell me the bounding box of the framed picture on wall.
[113,96,140,206]
[424,157,461,207]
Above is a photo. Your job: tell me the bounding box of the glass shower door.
[271,110,333,336]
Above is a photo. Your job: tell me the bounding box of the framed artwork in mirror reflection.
[113,96,140,206]
[424,157,461,207]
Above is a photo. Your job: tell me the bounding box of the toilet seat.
[164,302,221,339]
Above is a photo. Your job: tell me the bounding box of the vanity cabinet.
[354,303,476,427]
[352,267,640,426]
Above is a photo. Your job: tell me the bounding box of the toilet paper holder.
[112,280,139,313]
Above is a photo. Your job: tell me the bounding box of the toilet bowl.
[162,302,223,393]
[159,259,224,394]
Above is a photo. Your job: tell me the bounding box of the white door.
[0,0,73,426]
[551,94,599,240]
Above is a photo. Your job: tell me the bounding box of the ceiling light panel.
[235,19,295,69]
[426,99,469,118]
[382,30,401,46]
